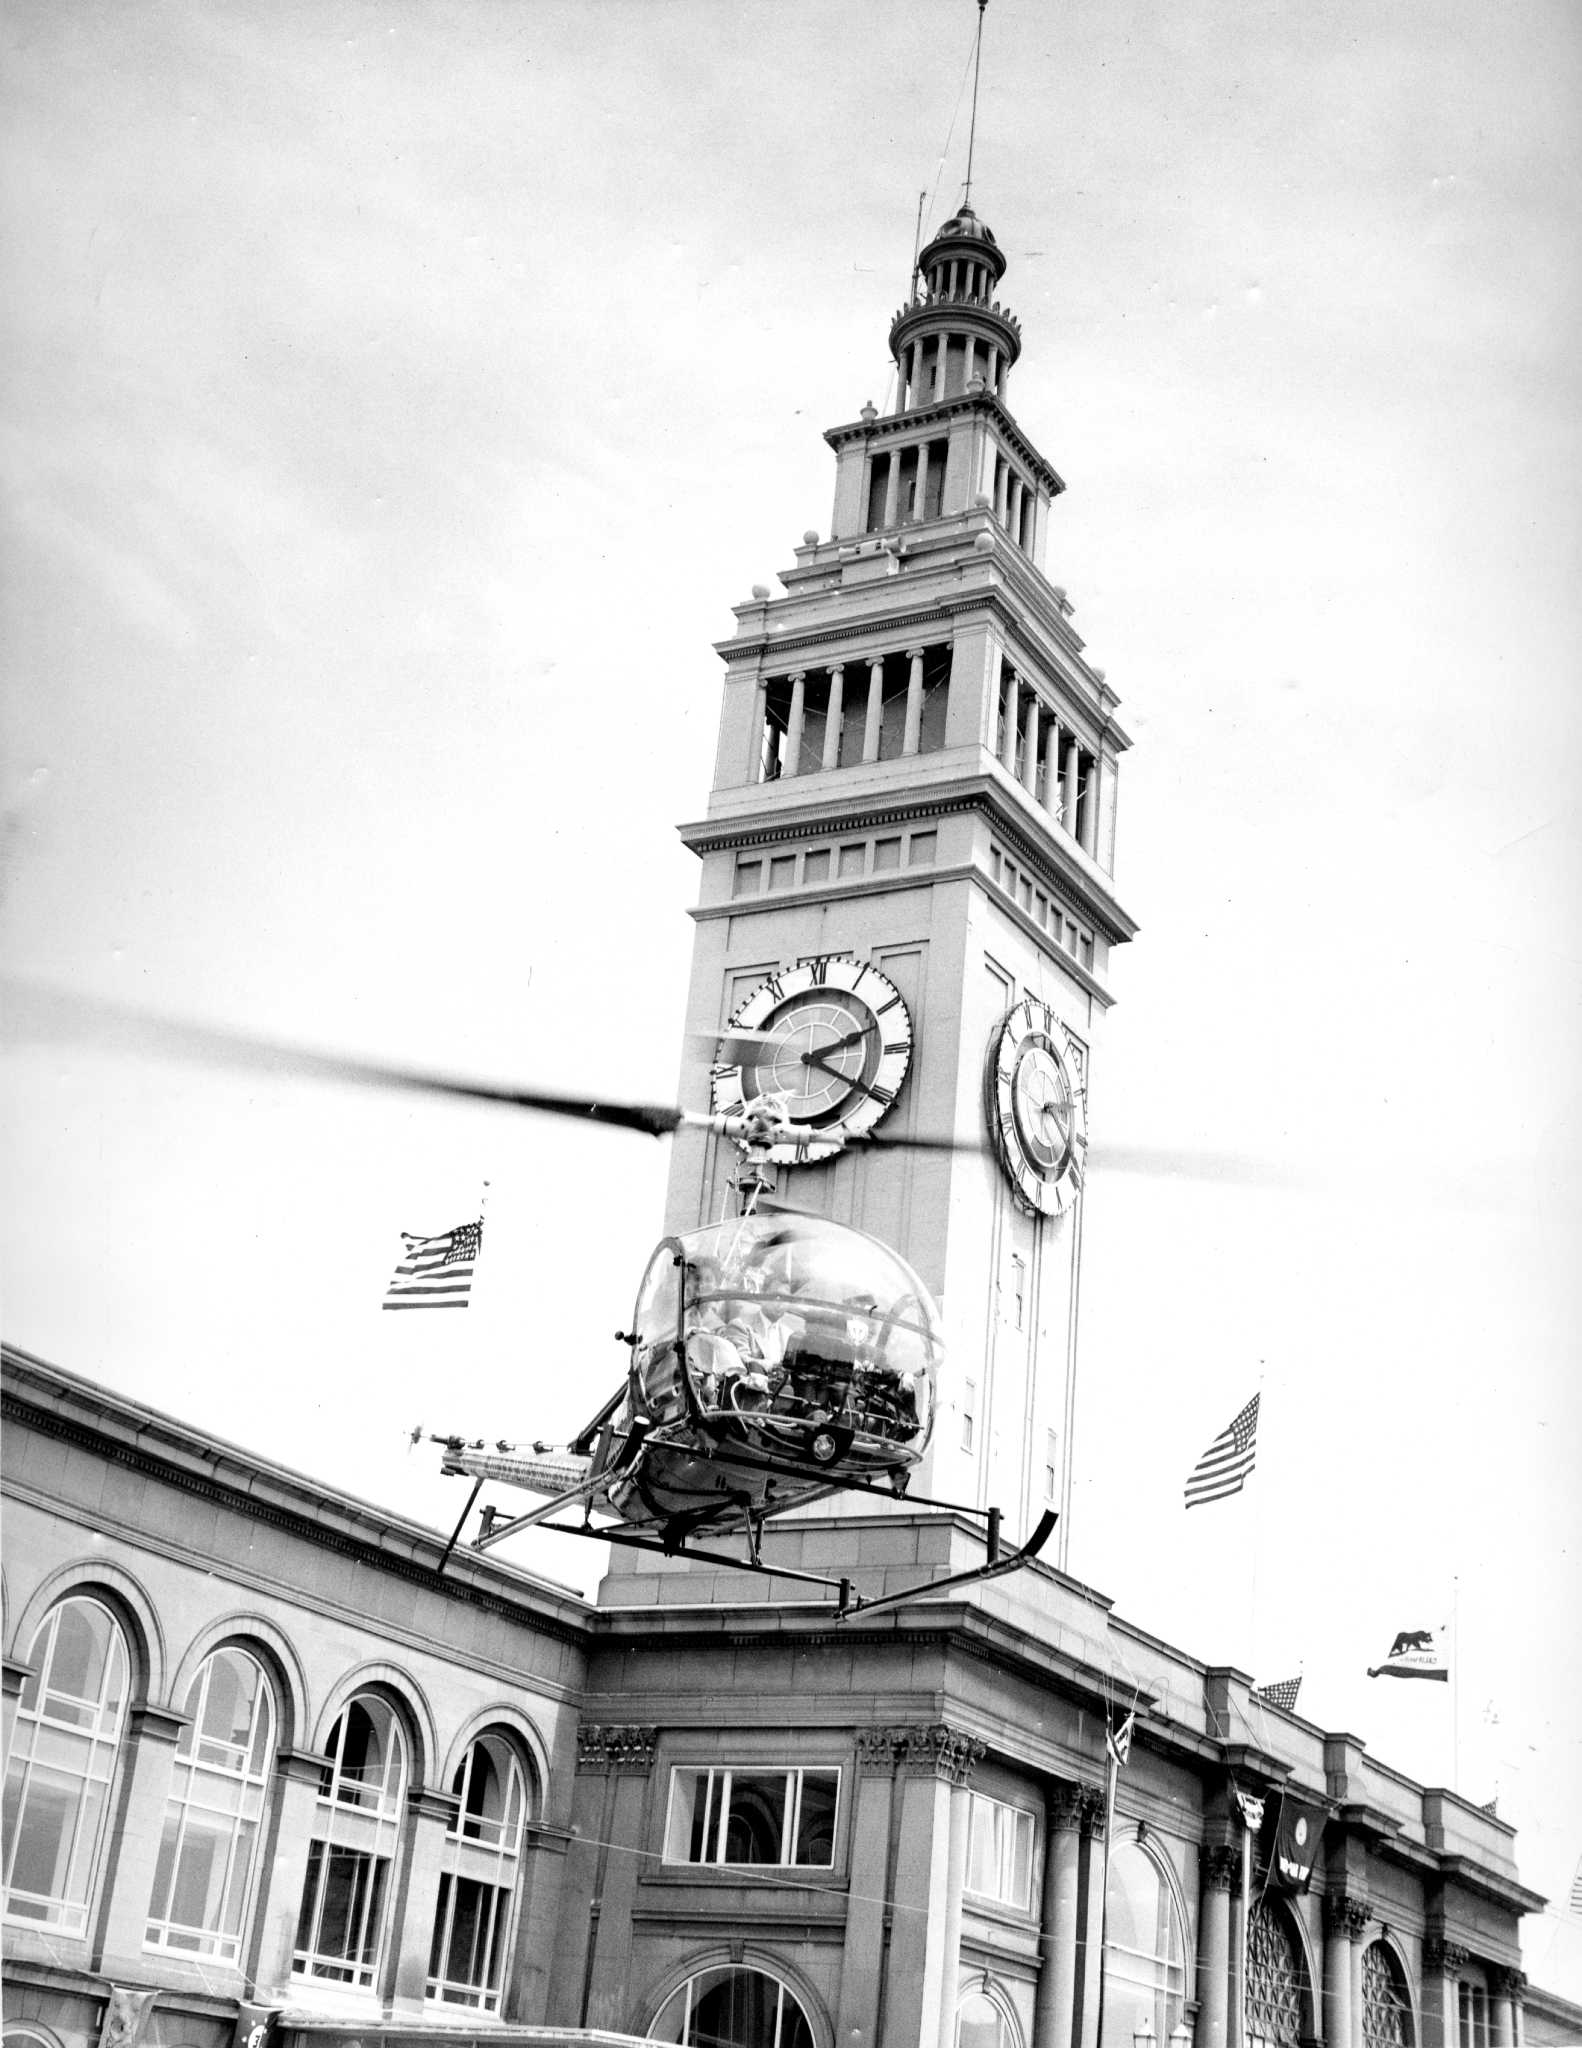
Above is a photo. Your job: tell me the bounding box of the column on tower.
[1020,692,1042,795]
[883,451,903,527]
[999,667,1020,775]
[822,664,845,770]
[1062,738,1081,833]
[915,442,931,522]
[1009,474,1025,545]
[784,671,806,779]
[903,647,927,757]
[1043,714,1063,819]
[863,655,886,764]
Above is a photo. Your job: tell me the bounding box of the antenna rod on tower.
[911,188,927,295]
[963,0,989,207]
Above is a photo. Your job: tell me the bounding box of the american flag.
[1184,1394,1260,1508]
[1253,1676,1303,1712]
[382,1219,483,1311]
[1106,1710,1135,1768]
[1569,1853,1582,1916]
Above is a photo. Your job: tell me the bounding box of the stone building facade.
[2,1345,1544,2048]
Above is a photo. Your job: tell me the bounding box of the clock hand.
[799,1024,870,1063]
[802,1050,890,1102]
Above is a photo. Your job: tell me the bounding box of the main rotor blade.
[2,979,686,1138]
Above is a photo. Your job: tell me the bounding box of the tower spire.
[962,0,989,208]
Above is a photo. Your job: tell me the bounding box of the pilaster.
[89,1705,189,1974]
[387,1784,459,2011]
[572,1724,658,2037]
[1033,1783,1086,2048]
[1198,1845,1239,2048]
[246,1747,326,1997]
[880,1724,985,2048]
[1074,1787,1108,2048]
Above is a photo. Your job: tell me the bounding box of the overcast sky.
[3,0,1580,1993]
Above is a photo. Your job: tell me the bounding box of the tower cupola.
[889,204,1022,412]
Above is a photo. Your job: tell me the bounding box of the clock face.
[987,996,1087,1214]
[710,956,914,1162]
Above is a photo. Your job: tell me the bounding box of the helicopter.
[7,979,1062,1619]
[422,1095,1061,1619]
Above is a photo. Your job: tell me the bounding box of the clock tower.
[663,205,1135,1560]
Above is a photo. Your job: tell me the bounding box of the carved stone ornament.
[901,1723,987,1784]
[1050,1783,1087,1833]
[99,1990,159,2048]
[1490,1967,1527,2000]
[1423,1936,1472,1974]
[1079,1786,1109,1839]
[857,1727,910,1771]
[576,1723,659,1774]
[1323,1891,1371,1940]
[1202,1844,1242,1894]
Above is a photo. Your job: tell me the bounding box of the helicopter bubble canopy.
[627,1212,940,1482]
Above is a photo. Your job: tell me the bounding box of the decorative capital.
[1050,1783,1086,1833]
[856,1727,907,1771]
[1323,1891,1370,1940]
[1424,1936,1471,1974]
[906,645,926,662]
[900,1722,986,1785]
[576,1723,658,1774]
[1490,1967,1526,2000]
[1203,1844,1241,1894]
[1079,1786,1108,1839]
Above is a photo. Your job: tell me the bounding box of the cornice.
[1,1358,593,1652]
[823,391,1065,497]
[679,775,1138,948]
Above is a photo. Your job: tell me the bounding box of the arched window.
[3,1596,130,1931]
[427,1732,529,2011]
[292,1694,407,1989]
[958,1983,1022,2047]
[1362,1943,1413,2048]
[1102,1838,1186,2045]
[146,1647,275,1959]
[1246,1901,1308,2048]
[650,1965,815,2047]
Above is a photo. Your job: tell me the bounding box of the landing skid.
[531,1504,1060,1622]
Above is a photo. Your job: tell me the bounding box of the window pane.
[722,1772,788,1864]
[793,1772,838,1866]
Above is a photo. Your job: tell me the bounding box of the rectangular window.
[768,855,796,890]
[966,1792,1036,1909]
[293,1841,389,1986]
[803,848,831,885]
[428,1872,510,2009]
[961,1379,976,1452]
[873,836,901,872]
[733,860,762,898]
[664,1768,839,1869]
[1009,1254,1026,1331]
[1045,1430,1058,1501]
[839,842,866,878]
[908,831,937,865]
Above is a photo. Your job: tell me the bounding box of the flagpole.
[1238,1813,1251,2048]
[1451,1574,1460,1791]
[1095,1741,1118,2048]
